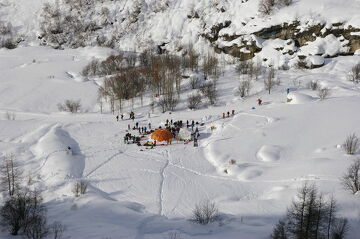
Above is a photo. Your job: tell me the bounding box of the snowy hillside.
[0,0,360,239]
[1,0,360,66]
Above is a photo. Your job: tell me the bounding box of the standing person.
[136,122,139,128]
[148,122,151,130]
[227,111,230,117]
[138,127,141,134]
[186,120,189,128]
[287,88,290,94]
[257,98,262,105]
[121,114,124,120]
[128,124,131,130]
[232,110,235,116]
[116,115,119,121]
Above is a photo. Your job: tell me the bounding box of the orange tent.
[151,129,173,142]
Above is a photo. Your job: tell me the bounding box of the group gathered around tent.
[123,117,203,148]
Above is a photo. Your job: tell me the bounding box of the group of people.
[124,133,141,145]
[222,110,235,119]
[116,111,136,122]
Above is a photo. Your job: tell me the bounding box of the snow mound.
[287,92,315,104]
[307,55,325,68]
[256,145,281,162]
[32,125,85,183]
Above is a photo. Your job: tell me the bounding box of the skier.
[257,98,262,106]
[227,111,230,118]
[116,115,119,121]
[148,122,151,130]
[232,110,235,115]
[121,114,124,120]
[66,146,73,155]
[287,88,290,94]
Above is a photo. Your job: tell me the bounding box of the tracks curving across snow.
[85,149,124,177]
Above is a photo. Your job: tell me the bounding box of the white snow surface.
[0,45,360,238]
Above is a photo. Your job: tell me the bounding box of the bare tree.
[199,82,217,105]
[187,93,202,110]
[0,153,22,197]
[236,79,252,98]
[343,133,359,155]
[191,200,219,225]
[264,67,278,94]
[272,184,347,239]
[318,87,331,100]
[202,55,219,78]
[50,221,66,239]
[341,158,360,194]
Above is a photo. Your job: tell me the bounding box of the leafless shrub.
[191,200,219,225]
[190,76,200,89]
[25,214,48,239]
[82,59,100,77]
[307,80,319,90]
[341,158,360,194]
[166,232,182,239]
[259,0,275,15]
[277,0,293,7]
[57,99,81,113]
[4,111,16,120]
[187,93,202,110]
[343,133,359,155]
[199,82,217,105]
[158,94,179,113]
[1,190,47,236]
[348,62,360,84]
[73,180,87,197]
[51,221,66,239]
[318,87,331,100]
[236,79,252,98]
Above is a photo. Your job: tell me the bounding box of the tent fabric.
[178,128,192,140]
[151,129,173,142]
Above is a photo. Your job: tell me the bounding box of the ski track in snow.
[158,149,170,216]
[85,149,124,177]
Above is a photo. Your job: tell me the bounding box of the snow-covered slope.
[1,0,360,66]
[0,44,360,238]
